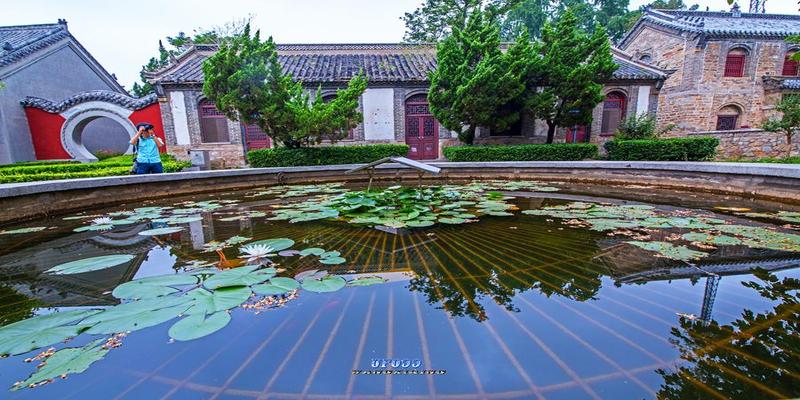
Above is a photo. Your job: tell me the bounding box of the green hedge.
[442,143,598,162]
[604,137,719,161]
[248,144,410,167]
[0,154,190,183]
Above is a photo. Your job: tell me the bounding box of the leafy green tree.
[614,113,674,140]
[500,0,553,39]
[428,10,530,145]
[202,24,367,148]
[402,0,521,42]
[762,95,800,158]
[622,0,697,33]
[525,8,617,143]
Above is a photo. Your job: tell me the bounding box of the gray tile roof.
[622,9,800,46]
[20,90,157,112]
[0,22,69,68]
[148,43,667,85]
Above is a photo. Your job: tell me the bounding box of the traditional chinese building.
[145,43,668,166]
[619,6,800,158]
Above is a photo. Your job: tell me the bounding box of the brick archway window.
[600,91,626,136]
[322,94,355,140]
[198,99,231,143]
[724,49,747,77]
[783,52,799,76]
[716,105,741,131]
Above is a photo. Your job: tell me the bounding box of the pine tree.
[525,8,617,143]
[428,10,530,145]
[762,96,800,159]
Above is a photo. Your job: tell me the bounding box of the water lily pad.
[248,238,294,252]
[46,254,135,275]
[406,220,434,228]
[0,227,48,235]
[299,248,326,256]
[203,266,274,289]
[112,274,199,299]
[0,310,101,356]
[252,277,300,295]
[278,250,301,257]
[168,311,231,341]
[319,256,346,265]
[301,275,346,293]
[439,217,466,224]
[138,227,184,236]
[347,276,389,286]
[73,224,113,232]
[627,241,708,261]
[12,339,109,391]
[186,286,251,315]
[83,296,193,334]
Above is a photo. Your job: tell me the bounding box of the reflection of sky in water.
[0,183,797,399]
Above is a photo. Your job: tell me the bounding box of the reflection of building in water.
[0,224,153,307]
[594,239,800,322]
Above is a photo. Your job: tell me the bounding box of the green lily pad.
[299,248,326,256]
[203,266,275,289]
[12,339,109,391]
[168,311,232,341]
[252,277,301,295]
[347,276,389,286]
[73,224,113,232]
[138,227,184,236]
[439,217,467,224]
[406,220,434,228]
[320,256,346,265]
[46,254,136,275]
[0,310,101,356]
[185,286,251,315]
[248,238,295,252]
[627,241,708,261]
[83,296,192,334]
[301,275,346,293]
[0,227,48,235]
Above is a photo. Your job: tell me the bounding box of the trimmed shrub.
[604,137,719,161]
[0,154,190,183]
[442,143,598,162]
[248,144,410,167]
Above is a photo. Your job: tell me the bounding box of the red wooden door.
[405,96,438,160]
[566,125,588,143]
[242,123,271,150]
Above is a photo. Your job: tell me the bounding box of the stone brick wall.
[689,129,799,160]
[623,25,794,135]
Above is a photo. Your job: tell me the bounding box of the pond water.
[0,180,798,399]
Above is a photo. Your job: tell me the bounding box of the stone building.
[619,7,800,158]
[0,20,132,164]
[146,43,668,165]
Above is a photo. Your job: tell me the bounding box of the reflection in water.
[657,270,800,399]
[0,186,798,398]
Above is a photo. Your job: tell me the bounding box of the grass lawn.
[0,154,191,184]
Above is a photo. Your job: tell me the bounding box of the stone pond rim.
[1,161,799,225]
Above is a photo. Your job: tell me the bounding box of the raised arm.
[130,127,144,145]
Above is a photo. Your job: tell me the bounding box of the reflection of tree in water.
[406,224,605,321]
[657,270,800,399]
[0,285,41,327]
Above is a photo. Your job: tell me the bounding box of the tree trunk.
[546,122,557,144]
[788,131,794,159]
[459,126,476,146]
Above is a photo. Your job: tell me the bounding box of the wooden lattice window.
[199,99,230,143]
[783,52,799,76]
[724,49,746,77]
[716,105,741,131]
[601,91,626,136]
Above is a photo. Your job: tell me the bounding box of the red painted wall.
[23,108,69,160]
[129,104,168,153]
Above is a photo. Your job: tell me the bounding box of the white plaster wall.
[362,88,395,141]
[170,91,191,145]
[636,86,651,116]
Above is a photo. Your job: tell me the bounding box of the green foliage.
[402,0,519,42]
[202,24,367,148]
[428,9,529,145]
[443,143,598,161]
[743,156,800,164]
[614,113,673,140]
[761,95,800,158]
[0,155,190,183]
[247,144,409,167]
[526,8,617,144]
[604,137,719,161]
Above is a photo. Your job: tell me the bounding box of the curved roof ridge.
[20,90,157,113]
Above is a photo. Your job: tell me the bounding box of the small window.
[198,100,230,143]
[639,54,653,63]
[724,49,746,77]
[783,52,799,76]
[716,105,741,131]
[601,91,626,136]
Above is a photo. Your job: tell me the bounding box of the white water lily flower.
[239,244,277,264]
[91,217,113,225]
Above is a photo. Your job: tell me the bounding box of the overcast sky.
[1,0,797,90]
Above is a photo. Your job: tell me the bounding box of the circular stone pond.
[0,179,797,399]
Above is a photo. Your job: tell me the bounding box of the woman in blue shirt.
[130,122,165,174]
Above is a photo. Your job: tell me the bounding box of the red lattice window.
[783,53,799,76]
[198,100,230,143]
[601,92,626,136]
[724,51,746,77]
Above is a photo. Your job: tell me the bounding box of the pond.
[0,180,798,399]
